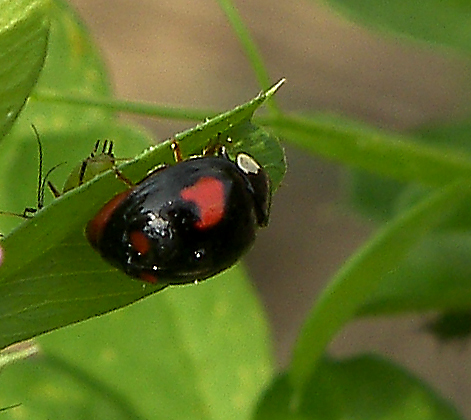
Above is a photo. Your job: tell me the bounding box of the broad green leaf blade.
[171,79,284,153]
[256,356,463,420]
[0,0,49,138]
[269,114,471,187]
[289,180,471,394]
[0,266,273,420]
[0,0,122,235]
[359,232,471,316]
[0,89,286,349]
[322,0,471,54]
[414,120,471,155]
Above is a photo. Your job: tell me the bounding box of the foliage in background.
[1,0,471,419]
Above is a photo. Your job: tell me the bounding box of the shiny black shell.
[86,152,271,285]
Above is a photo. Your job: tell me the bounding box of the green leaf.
[256,356,463,420]
[289,180,471,394]
[322,0,471,54]
[424,310,471,342]
[359,232,471,316]
[0,0,49,138]
[0,265,273,420]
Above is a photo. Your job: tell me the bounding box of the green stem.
[266,114,471,186]
[31,90,217,121]
[215,0,279,114]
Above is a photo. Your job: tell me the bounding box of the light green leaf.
[256,355,463,420]
[0,266,273,420]
[0,0,49,138]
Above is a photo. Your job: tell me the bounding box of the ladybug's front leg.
[171,139,183,162]
[137,140,181,183]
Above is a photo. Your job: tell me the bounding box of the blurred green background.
[65,0,471,417]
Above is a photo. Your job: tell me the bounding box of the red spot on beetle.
[129,230,150,255]
[86,190,131,247]
[180,177,225,230]
[140,271,159,284]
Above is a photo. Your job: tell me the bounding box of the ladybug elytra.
[86,139,271,286]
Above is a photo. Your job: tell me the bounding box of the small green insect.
[48,139,118,196]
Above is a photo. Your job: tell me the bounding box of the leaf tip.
[265,78,286,98]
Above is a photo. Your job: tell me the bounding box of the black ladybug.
[86,140,271,285]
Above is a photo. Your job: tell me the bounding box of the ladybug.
[86,139,271,285]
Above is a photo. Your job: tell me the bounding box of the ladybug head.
[235,153,271,227]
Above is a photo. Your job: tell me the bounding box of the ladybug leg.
[171,140,183,162]
[202,132,229,156]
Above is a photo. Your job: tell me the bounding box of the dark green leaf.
[257,356,463,420]
[360,232,471,316]
[321,0,471,54]
[425,310,471,342]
